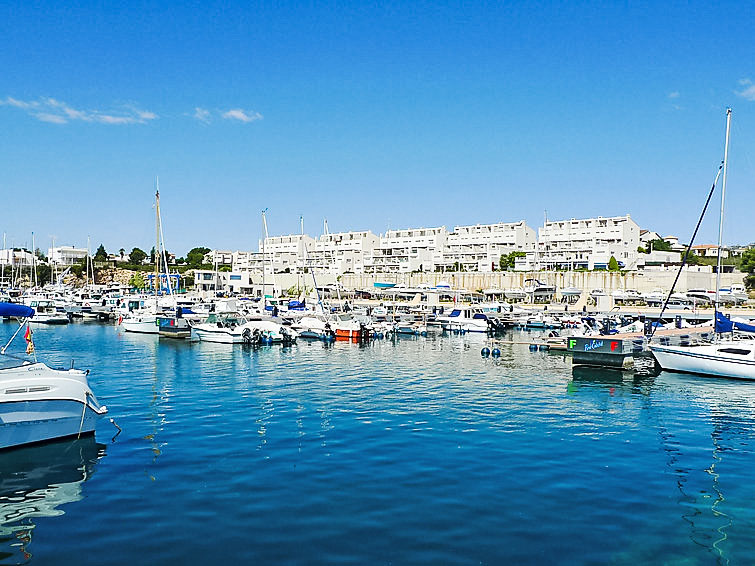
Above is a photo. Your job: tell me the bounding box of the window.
[717,348,751,356]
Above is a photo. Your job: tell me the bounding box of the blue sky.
[1,1,755,256]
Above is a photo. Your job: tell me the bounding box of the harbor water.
[3,322,755,564]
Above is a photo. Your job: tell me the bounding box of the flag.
[24,323,34,354]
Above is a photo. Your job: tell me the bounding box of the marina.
[4,2,755,563]
[3,319,755,563]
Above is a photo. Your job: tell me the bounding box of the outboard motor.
[280,326,295,346]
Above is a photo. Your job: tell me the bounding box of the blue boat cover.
[715,311,755,334]
[0,302,34,318]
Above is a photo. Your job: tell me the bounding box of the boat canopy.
[715,311,755,334]
[0,302,34,318]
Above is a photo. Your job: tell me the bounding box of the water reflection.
[0,437,105,563]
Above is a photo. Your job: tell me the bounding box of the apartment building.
[517,215,641,270]
[365,226,447,274]
[48,246,89,266]
[306,230,379,274]
[439,221,536,272]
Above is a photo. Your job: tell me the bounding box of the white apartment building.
[365,227,447,274]
[439,221,536,272]
[519,215,641,270]
[258,234,315,274]
[307,230,379,274]
[193,270,256,294]
[48,246,89,266]
[206,250,234,266]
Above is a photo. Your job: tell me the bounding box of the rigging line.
[649,163,723,342]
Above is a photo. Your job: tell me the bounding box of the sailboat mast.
[1,233,5,289]
[155,178,161,297]
[261,208,268,306]
[715,108,732,308]
[86,236,91,287]
[31,232,37,288]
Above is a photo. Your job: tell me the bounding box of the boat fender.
[529,344,538,351]
[491,348,501,358]
[481,347,491,357]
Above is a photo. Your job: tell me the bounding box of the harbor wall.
[338,270,747,295]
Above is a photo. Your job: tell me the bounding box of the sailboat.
[650,108,755,380]
[122,181,189,337]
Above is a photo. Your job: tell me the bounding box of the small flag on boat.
[24,323,34,354]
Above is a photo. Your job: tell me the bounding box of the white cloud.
[0,96,158,124]
[668,91,680,99]
[736,78,755,101]
[193,107,211,123]
[222,108,263,123]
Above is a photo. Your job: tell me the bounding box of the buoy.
[481,347,491,358]
[491,348,501,358]
[420,331,427,337]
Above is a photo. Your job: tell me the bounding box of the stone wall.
[340,270,747,295]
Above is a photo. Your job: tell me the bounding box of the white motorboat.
[504,287,527,301]
[291,315,336,340]
[0,302,108,449]
[191,312,250,343]
[524,279,556,302]
[121,312,160,334]
[436,306,490,333]
[25,299,70,325]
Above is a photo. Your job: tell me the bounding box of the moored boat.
[0,302,108,450]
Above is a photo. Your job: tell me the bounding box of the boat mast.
[86,236,91,287]
[261,208,268,307]
[155,178,161,298]
[31,231,37,288]
[1,233,5,290]
[715,108,732,310]
[156,181,174,298]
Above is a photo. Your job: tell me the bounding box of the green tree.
[129,272,146,289]
[129,247,147,265]
[740,248,755,273]
[94,244,108,261]
[647,239,672,252]
[35,264,52,285]
[740,248,755,290]
[499,251,526,270]
[685,251,702,265]
[608,256,620,271]
[186,247,211,268]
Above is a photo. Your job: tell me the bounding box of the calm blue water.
[2,321,755,565]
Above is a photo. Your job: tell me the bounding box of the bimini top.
[0,302,34,318]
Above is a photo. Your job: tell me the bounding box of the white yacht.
[436,306,490,333]
[24,299,70,325]
[0,302,108,449]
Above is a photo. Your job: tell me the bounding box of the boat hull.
[0,399,100,449]
[0,363,107,450]
[650,343,755,380]
[122,317,159,334]
[192,328,243,343]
